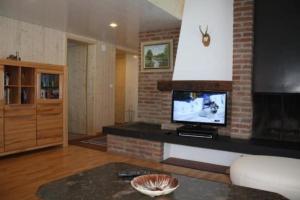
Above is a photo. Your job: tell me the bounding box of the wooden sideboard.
[0,59,67,156]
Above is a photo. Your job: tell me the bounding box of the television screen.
[172,90,227,125]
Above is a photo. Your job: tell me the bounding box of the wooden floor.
[69,135,107,151]
[0,145,230,200]
[68,133,88,141]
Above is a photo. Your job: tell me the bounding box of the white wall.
[167,0,235,165]
[164,143,244,166]
[172,0,233,81]
[125,54,139,122]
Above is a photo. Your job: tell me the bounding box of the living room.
[0,0,300,199]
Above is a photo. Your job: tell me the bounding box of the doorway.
[115,49,139,124]
[67,39,88,140]
[115,50,126,124]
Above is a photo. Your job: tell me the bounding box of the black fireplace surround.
[253,94,300,143]
[253,0,300,143]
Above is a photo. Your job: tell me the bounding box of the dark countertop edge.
[103,125,300,159]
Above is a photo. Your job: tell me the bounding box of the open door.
[67,39,88,138]
[115,50,126,124]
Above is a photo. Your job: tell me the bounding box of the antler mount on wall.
[199,25,211,47]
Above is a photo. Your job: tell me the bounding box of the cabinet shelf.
[21,67,34,86]
[4,66,35,105]
[21,87,35,104]
[4,87,19,105]
[40,73,60,99]
[41,86,59,89]
[4,66,19,86]
[4,85,19,88]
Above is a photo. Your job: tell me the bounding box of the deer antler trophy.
[199,25,211,47]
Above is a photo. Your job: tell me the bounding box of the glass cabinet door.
[37,70,63,101]
[40,73,60,99]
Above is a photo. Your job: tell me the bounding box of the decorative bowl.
[131,174,179,197]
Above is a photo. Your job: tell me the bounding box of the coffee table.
[37,162,287,200]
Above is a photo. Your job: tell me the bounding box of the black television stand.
[176,125,218,139]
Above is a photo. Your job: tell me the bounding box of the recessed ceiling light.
[109,22,118,28]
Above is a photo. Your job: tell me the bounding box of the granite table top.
[37,162,287,200]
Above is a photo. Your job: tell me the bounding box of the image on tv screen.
[172,91,226,124]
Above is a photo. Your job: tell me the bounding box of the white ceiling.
[0,0,181,50]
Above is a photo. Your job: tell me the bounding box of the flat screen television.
[171,90,227,126]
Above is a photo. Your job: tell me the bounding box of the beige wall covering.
[115,51,138,124]
[115,52,126,123]
[125,54,138,122]
[67,43,88,134]
[94,42,116,132]
[0,16,66,65]
[86,44,97,134]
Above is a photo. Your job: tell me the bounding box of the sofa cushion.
[230,155,300,200]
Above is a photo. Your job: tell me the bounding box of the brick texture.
[107,135,163,162]
[231,0,254,139]
[136,1,254,139]
[138,28,180,124]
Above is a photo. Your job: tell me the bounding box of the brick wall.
[231,0,254,139]
[138,28,180,124]
[107,135,163,161]
[137,1,254,138]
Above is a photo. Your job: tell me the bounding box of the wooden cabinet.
[0,117,3,153]
[37,103,63,146]
[0,59,66,156]
[36,69,64,146]
[4,106,36,152]
[4,66,35,105]
[0,66,4,153]
[36,69,63,102]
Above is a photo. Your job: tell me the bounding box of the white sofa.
[230,155,300,200]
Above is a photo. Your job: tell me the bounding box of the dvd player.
[176,125,218,139]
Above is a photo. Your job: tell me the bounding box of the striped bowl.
[131,174,179,197]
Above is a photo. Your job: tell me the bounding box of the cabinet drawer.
[4,106,36,117]
[0,107,3,117]
[4,115,36,152]
[0,117,3,153]
[37,103,62,115]
[37,113,63,146]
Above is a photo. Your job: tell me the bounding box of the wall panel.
[0,16,65,65]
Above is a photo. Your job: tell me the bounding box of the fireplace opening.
[253,93,300,143]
